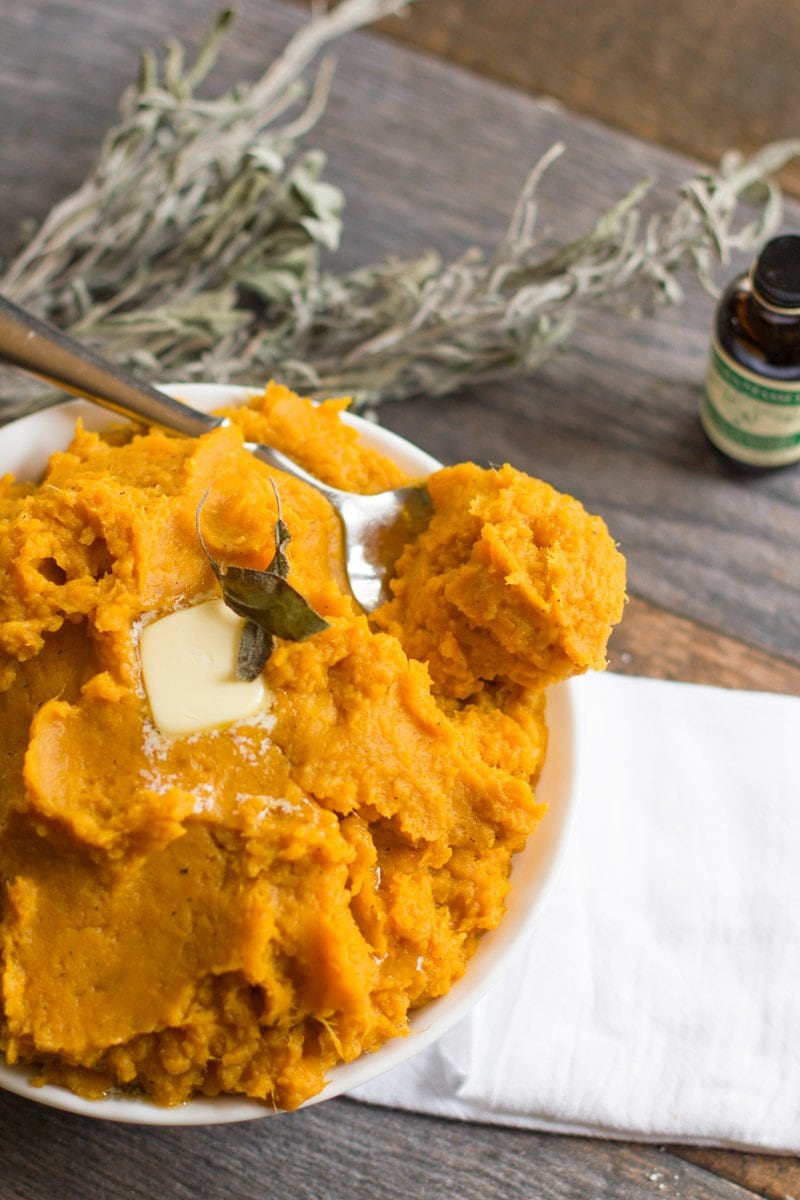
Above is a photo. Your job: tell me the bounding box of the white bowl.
[0,384,577,1124]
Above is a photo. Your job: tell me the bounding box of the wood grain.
[0,1089,775,1200]
[375,0,800,196]
[677,1147,800,1200]
[609,596,800,694]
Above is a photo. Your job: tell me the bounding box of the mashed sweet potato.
[0,382,625,1109]
[373,461,627,699]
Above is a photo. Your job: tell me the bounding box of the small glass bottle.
[700,234,800,467]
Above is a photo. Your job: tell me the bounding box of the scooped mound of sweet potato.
[374,461,626,700]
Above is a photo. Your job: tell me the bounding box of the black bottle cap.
[752,234,800,308]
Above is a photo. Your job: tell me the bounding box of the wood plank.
[677,1147,800,1200]
[609,596,800,694]
[0,1089,768,1200]
[374,0,800,196]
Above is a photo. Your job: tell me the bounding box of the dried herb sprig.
[256,139,800,405]
[1,2,799,417]
[196,487,329,680]
[0,0,409,416]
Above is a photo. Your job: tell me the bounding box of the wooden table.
[1,3,799,1197]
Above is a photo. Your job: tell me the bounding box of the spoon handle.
[0,293,351,503]
[0,293,221,440]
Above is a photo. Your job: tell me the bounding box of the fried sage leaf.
[196,489,329,681]
[236,620,274,684]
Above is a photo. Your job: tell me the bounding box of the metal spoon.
[0,294,432,611]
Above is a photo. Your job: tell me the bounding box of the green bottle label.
[700,340,800,466]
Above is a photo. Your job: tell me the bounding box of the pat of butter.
[140,599,266,736]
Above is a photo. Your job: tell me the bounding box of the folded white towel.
[351,673,800,1153]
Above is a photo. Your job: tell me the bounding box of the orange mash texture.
[0,383,625,1109]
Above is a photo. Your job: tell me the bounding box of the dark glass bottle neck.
[716,276,800,379]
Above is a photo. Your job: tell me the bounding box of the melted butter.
[139,598,267,736]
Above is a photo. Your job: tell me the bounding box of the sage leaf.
[218,569,329,642]
[196,490,330,680]
[268,515,292,580]
[237,620,274,683]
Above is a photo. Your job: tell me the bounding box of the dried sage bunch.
[1,0,799,415]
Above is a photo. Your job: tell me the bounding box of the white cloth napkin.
[350,672,800,1153]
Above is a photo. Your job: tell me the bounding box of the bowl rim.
[0,384,578,1125]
